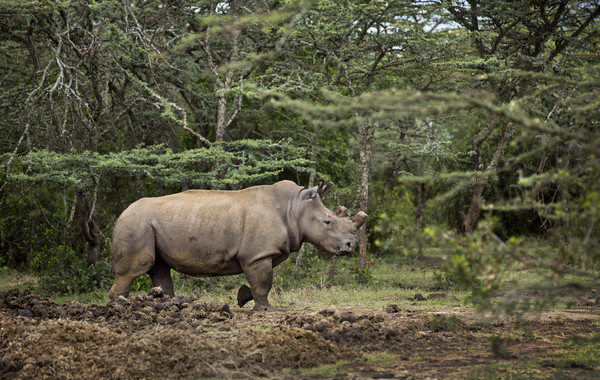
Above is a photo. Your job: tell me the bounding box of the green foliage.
[31,244,112,296]
[274,246,322,289]
[4,139,310,191]
[130,275,152,294]
[369,183,425,256]
[432,271,456,291]
[352,264,374,285]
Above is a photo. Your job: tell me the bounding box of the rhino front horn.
[351,211,367,229]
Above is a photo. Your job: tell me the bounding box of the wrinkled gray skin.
[109,180,367,311]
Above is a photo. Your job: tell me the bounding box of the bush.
[370,184,426,257]
[31,244,112,295]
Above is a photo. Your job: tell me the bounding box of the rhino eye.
[324,220,331,225]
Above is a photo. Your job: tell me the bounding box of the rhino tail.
[237,284,253,307]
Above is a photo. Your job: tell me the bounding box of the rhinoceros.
[108,180,367,310]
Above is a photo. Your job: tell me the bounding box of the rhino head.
[297,180,367,256]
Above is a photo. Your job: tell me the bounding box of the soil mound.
[0,289,351,379]
[0,288,233,334]
[285,308,468,353]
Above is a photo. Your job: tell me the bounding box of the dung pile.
[0,289,352,379]
[0,313,350,379]
[285,308,468,353]
[0,288,232,334]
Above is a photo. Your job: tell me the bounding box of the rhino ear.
[300,186,318,201]
[317,180,333,199]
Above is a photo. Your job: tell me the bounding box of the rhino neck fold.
[283,201,304,253]
[273,183,305,254]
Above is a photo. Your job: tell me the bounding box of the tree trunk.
[358,123,374,274]
[462,120,517,234]
[77,190,100,267]
[415,182,425,224]
[462,177,485,234]
[328,255,338,281]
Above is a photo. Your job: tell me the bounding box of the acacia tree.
[0,0,204,265]
[0,0,309,275]
[441,0,600,234]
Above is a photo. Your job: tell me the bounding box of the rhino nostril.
[346,241,352,249]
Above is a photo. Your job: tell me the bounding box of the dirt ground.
[1,288,599,379]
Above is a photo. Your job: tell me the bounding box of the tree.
[441,0,600,233]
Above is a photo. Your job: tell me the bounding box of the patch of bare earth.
[1,288,599,379]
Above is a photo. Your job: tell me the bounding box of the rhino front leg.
[242,257,275,311]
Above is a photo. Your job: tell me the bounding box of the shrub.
[31,244,112,295]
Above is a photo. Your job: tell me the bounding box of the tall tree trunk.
[462,120,517,234]
[415,181,425,224]
[358,124,374,274]
[295,125,320,276]
[462,177,485,234]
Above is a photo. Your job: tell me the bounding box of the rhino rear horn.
[317,180,333,199]
[351,211,368,229]
[335,206,347,217]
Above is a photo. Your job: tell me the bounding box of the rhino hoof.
[237,285,253,307]
[253,304,276,312]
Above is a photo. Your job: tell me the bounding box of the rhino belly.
[156,246,243,276]
[153,227,243,276]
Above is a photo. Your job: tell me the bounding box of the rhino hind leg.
[109,226,156,299]
[237,285,253,307]
[148,257,175,297]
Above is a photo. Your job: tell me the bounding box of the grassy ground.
[164,252,469,311]
[0,267,37,291]
[1,250,594,310]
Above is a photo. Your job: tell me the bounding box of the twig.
[0,122,31,210]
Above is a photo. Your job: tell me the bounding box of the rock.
[386,304,401,313]
[338,312,356,323]
[17,309,34,318]
[149,287,165,298]
[315,320,332,332]
[414,293,427,301]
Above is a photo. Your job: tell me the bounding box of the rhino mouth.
[311,239,356,256]
[334,240,356,256]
